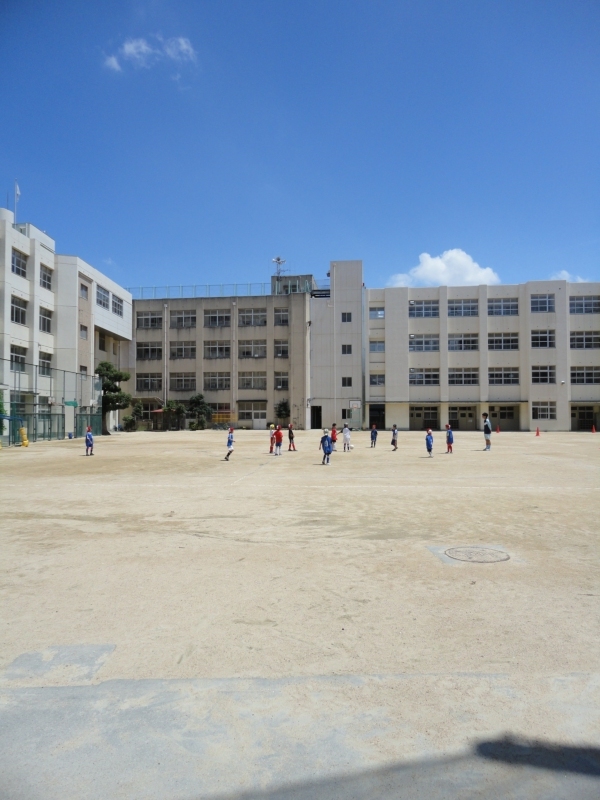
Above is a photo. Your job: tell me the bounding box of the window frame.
[409,368,440,385]
[409,334,439,352]
[39,306,52,334]
[80,283,89,300]
[170,341,197,359]
[80,324,88,340]
[112,295,124,317]
[531,294,555,313]
[532,402,556,420]
[448,333,479,351]
[488,333,519,350]
[488,298,518,316]
[341,376,353,387]
[341,344,352,355]
[96,285,110,310]
[203,341,231,359]
[570,295,600,314]
[369,307,385,319]
[10,345,27,372]
[274,371,289,390]
[570,331,600,349]
[238,371,266,390]
[136,373,163,392]
[274,340,289,359]
[409,300,439,318]
[203,309,231,328]
[369,340,385,353]
[531,329,556,348]
[170,310,197,329]
[274,308,289,326]
[170,372,197,391]
[369,373,385,386]
[238,308,267,327]
[11,249,27,277]
[448,299,478,317]
[137,311,163,329]
[136,343,163,361]
[531,365,556,384]
[448,368,479,385]
[238,340,267,359]
[341,312,352,323]
[10,295,27,325]
[488,367,520,385]
[40,265,53,291]
[570,366,600,384]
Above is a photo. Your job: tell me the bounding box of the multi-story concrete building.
[125,277,311,429]
[0,208,132,441]
[309,261,600,432]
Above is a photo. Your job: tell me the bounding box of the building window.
[274,340,289,358]
[80,366,88,377]
[488,297,518,316]
[170,372,196,391]
[409,368,439,385]
[96,285,110,309]
[238,372,266,390]
[448,299,478,317]
[204,309,231,328]
[40,265,53,291]
[448,334,478,351]
[342,344,352,355]
[274,308,289,326]
[37,352,51,377]
[274,371,289,390]
[488,333,519,350]
[409,334,439,351]
[570,331,600,349]
[80,283,89,300]
[531,365,556,384]
[239,308,267,327]
[39,307,52,334]
[204,341,231,359]
[531,294,555,313]
[208,402,231,418]
[11,296,27,325]
[571,367,600,384]
[136,374,162,392]
[370,374,385,386]
[170,341,196,359]
[239,340,267,359]
[409,300,439,318]
[80,324,88,339]
[137,311,162,329]
[369,340,385,353]
[532,402,556,420]
[170,310,196,328]
[531,330,556,348]
[11,249,27,277]
[570,295,600,314]
[489,368,519,385]
[137,343,162,360]
[238,401,267,421]
[204,372,231,391]
[448,368,479,385]
[342,376,353,387]
[342,312,352,323]
[99,332,106,351]
[112,295,124,317]
[369,307,385,319]
[10,345,27,372]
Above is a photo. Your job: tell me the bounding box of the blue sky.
[1,0,599,289]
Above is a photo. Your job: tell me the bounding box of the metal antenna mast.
[272,256,288,277]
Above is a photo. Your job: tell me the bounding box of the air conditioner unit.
[48,396,56,405]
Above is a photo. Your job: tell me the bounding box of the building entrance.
[310,405,322,429]
[369,403,385,430]
[409,406,439,430]
[488,405,520,431]
[571,405,596,431]
[449,406,476,430]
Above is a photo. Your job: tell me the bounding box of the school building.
[126,261,599,432]
[0,207,132,443]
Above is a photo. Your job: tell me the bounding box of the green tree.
[131,401,144,421]
[0,393,5,435]
[275,399,290,421]
[163,400,187,430]
[96,361,132,435]
[187,393,213,430]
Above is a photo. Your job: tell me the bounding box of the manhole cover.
[445,547,510,563]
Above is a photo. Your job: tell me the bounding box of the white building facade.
[0,208,132,441]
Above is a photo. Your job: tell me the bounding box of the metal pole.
[163,303,168,407]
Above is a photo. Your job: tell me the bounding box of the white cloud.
[104,55,122,72]
[121,37,158,67]
[550,270,587,283]
[163,37,196,62]
[388,249,500,287]
[103,35,197,72]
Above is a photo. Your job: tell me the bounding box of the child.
[425,428,433,457]
[269,424,275,454]
[370,424,378,448]
[342,423,351,451]
[274,425,283,456]
[85,426,94,456]
[224,427,235,460]
[319,428,333,465]
[482,413,492,451]
[288,423,296,451]
[445,424,454,454]
[391,424,398,451]
[331,423,338,451]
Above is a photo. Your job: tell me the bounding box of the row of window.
[363,367,600,386]
[136,371,290,392]
[137,308,290,329]
[11,296,53,333]
[368,295,600,318]
[136,340,290,360]
[364,330,600,352]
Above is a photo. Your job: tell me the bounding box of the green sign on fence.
[64,400,78,408]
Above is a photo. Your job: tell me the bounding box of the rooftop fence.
[126,279,330,300]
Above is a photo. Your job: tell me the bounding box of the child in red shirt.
[274,425,283,456]
[331,423,338,451]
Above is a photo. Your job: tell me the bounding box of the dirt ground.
[1,429,599,799]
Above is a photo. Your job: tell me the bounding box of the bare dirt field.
[1,429,599,799]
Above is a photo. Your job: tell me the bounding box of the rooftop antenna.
[272,256,288,277]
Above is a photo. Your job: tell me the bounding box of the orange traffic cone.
[535,427,540,436]
[496,425,500,433]
[592,425,596,433]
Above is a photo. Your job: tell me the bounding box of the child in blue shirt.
[319,428,333,465]
[370,424,378,448]
[85,426,94,456]
[224,427,235,461]
[445,424,454,454]
[425,428,433,457]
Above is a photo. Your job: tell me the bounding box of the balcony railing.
[126,279,330,300]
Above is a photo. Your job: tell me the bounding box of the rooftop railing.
[126,280,330,300]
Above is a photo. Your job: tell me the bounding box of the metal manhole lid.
[445,546,510,563]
